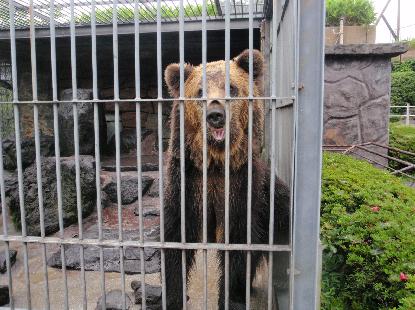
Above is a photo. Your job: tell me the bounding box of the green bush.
[389,123,415,173]
[321,152,415,309]
[392,59,415,73]
[391,71,415,108]
[326,0,376,26]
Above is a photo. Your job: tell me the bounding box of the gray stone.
[47,227,160,274]
[324,77,369,119]
[103,174,153,205]
[131,281,162,306]
[325,43,408,57]
[95,289,133,310]
[0,250,17,274]
[59,89,106,156]
[323,52,392,166]
[7,156,96,236]
[2,135,55,171]
[0,285,9,306]
[324,117,361,146]
[146,178,159,197]
[106,128,152,155]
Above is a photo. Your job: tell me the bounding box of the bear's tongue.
[212,128,225,141]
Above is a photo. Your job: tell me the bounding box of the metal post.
[406,103,410,126]
[292,0,325,308]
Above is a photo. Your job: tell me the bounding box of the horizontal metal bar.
[0,96,294,105]
[0,235,292,252]
[355,145,414,167]
[0,18,261,39]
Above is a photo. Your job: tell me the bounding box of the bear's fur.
[163,49,290,309]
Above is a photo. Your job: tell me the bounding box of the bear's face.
[165,49,264,170]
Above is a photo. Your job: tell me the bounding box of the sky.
[373,0,415,42]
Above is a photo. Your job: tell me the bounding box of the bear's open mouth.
[210,127,225,141]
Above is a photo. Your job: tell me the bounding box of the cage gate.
[0,0,324,309]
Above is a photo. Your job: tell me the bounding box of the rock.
[0,285,9,306]
[134,205,160,218]
[95,289,133,310]
[131,281,162,306]
[59,89,107,156]
[146,178,159,197]
[2,135,55,171]
[106,128,152,155]
[47,226,160,274]
[0,250,17,274]
[7,156,96,236]
[103,174,153,205]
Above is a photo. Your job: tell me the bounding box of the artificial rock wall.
[323,43,408,163]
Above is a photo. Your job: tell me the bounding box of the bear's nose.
[207,107,225,128]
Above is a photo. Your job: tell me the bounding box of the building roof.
[0,0,266,33]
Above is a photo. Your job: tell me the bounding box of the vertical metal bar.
[290,0,300,307]
[91,1,106,309]
[48,2,61,309]
[201,0,208,307]
[406,103,410,126]
[245,0,254,307]
[292,0,325,308]
[224,0,230,308]
[112,1,127,308]
[30,0,53,308]
[8,4,31,306]
[156,0,167,307]
[178,0,187,308]
[268,1,278,307]
[134,1,146,309]
[68,0,87,308]
[0,119,14,310]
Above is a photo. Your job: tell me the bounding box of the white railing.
[390,103,415,125]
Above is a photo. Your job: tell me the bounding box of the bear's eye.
[230,84,238,97]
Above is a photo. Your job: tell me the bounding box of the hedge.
[325,0,376,27]
[321,152,415,309]
[392,59,415,73]
[391,71,415,107]
[389,123,415,173]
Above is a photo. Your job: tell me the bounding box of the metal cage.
[0,0,324,309]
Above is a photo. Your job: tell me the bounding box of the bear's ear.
[164,63,193,98]
[234,49,264,80]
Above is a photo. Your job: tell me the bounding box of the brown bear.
[163,49,290,309]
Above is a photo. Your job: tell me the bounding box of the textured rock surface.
[0,250,17,274]
[103,174,153,205]
[48,226,160,274]
[106,128,152,155]
[1,135,55,171]
[131,281,162,306]
[7,156,96,236]
[325,43,408,56]
[59,89,106,156]
[324,55,392,165]
[95,290,133,310]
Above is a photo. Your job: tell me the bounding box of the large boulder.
[105,128,152,155]
[102,174,153,205]
[7,156,96,236]
[59,89,106,156]
[2,135,55,171]
[47,226,160,274]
